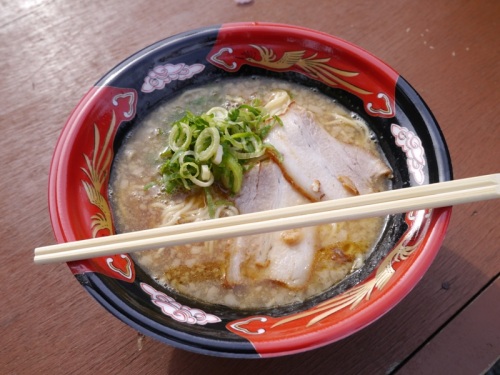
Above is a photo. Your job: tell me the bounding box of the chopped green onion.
[204,187,216,218]
[218,152,243,194]
[206,107,228,121]
[168,122,192,151]
[179,161,199,179]
[201,164,211,181]
[188,173,214,187]
[143,181,156,191]
[195,127,220,161]
[212,145,223,165]
[156,93,288,195]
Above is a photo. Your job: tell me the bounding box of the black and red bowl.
[49,22,452,358]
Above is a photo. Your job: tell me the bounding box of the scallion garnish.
[157,102,281,195]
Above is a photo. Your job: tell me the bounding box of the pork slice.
[226,161,316,288]
[266,106,392,201]
[224,107,390,289]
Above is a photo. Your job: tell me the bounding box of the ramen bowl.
[49,22,452,358]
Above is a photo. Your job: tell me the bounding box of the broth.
[110,77,391,309]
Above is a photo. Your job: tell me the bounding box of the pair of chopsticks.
[34,173,499,264]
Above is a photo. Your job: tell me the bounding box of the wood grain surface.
[1,1,498,374]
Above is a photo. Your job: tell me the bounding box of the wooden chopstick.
[34,174,499,264]
[35,174,498,255]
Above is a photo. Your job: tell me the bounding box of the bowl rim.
[48,22,453,358]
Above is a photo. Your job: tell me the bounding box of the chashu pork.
[266,105,392,201]
[226,104,391,289]
[227,161,317,288]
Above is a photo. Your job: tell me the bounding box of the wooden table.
[1,1,499,373]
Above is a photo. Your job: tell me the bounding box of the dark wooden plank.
[398,277,500,375]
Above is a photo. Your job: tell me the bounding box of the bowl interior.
[49,22,452,358]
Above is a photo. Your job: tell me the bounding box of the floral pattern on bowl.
[49,22,452,358]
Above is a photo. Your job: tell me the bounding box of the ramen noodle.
[110,77,392,309]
